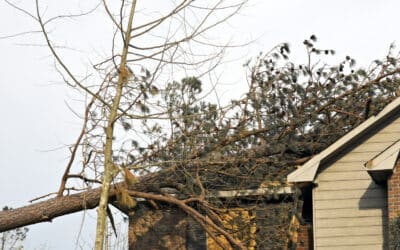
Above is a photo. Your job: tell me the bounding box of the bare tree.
[28,0,249,248]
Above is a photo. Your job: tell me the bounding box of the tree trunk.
[94,1,137,248]
[0,187,114,233]
[0,168,163,233]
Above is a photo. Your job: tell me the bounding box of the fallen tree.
[2,13,400,246]
[0,171,159,232]
[0,186,110,232]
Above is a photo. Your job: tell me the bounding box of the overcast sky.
[1,0,400,249]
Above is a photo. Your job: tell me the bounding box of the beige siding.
[316,179,380,190]
[364,133,399,143]
[317,235,384,246]
[315,185,386,196]
[315,217,387,228]
[315,197,386,209]
[315,208,387,219]
[317,171,370,181]
[322,162,365,172]
[337,151,381,162]
[317,225,386,237]
[313,116,400,249]
[352,141,400,153]
[318,245,385,250]
[314,188,386,200]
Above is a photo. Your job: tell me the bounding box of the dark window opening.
[301,186,313,223]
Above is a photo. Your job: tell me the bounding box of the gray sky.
[1,0,400,249]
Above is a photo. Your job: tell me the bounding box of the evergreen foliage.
[103,37,400,192]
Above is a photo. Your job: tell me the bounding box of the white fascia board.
[134,187,295,201]
[287,97,400,184]
[211,186,294,198]
[365,140,400,171]
[287,161,319,183]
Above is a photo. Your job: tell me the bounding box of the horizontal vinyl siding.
[315,216,387,228]
[315,197,387,209]
[337,151,382,163]
[352,141,400,153]
[315,207,387,219]
[317,171,370,181]
[316,179,380,191]
[316,235,384,247]
[363,133,399,143]
[318,245,385,250]
[313,116,400,249]
[322,162,365,172]
[317,225,386,237]
[314,188,386,200]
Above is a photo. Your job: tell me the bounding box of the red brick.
[388,161,400,220]
[297,223,313,250]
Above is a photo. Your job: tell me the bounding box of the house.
[126,97,400,250]
[127,186,313,249]
[288,97,400,249]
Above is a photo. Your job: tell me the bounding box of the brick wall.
[128,204,206,250]
[296,223,313,250]
[128,201,309,249]
[388,161,400,220]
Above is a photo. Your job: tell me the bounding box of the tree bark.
[94,0,137,247]
[0,187,115,233]
[0,169,162,233]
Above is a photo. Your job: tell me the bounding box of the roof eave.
[287,161,319,183]
[364,140,400,183]
[287,97,400,184]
